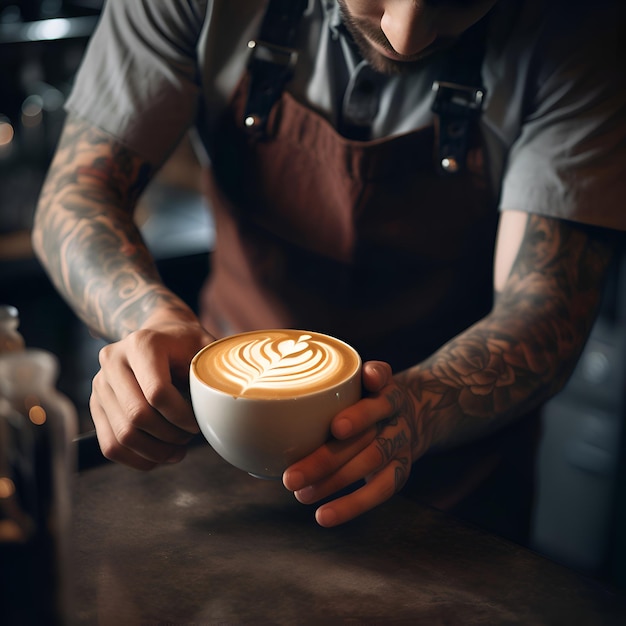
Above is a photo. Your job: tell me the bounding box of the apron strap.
[431,15,491,175]
[244,0,489,170]
[243,0,308,137]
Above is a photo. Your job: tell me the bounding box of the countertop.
[70,442,626,625]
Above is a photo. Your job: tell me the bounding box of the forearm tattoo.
[374,388,415,491]
[398,215,616,452]
[33,117,188,340]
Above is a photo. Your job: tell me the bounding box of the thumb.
[362,360,393,393]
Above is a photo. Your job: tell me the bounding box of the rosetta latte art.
[219,334,341,395]
[194,330,360,398]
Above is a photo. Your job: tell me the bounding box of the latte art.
[221,334,339,393]
[193,330,360,399]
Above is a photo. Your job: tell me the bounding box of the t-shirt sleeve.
[499,2,626,232]
[65,0,207,166]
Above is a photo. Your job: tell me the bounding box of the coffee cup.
[189,329,362,479]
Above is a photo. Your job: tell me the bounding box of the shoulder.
[98,0,211,39]
[489,0,626,231]
[484,0,624,138]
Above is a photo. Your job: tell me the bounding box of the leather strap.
[244,0,490,173]
[243,0,308,137]
[431,15,491,175]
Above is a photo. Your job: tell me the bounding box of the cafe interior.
[1,1,625,623]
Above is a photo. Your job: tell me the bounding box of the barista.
[32,0,625,543]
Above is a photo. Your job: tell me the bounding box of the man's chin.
[361,48,444,76]
[355,38,455,76]
[364,51,409,76]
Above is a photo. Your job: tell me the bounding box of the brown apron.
[202,82,497,369]
[198,23,539,544]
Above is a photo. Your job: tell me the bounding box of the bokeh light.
[0,118,14,147]
[28,405,47,425]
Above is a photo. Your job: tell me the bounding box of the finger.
[331,390,399,440]
[292,435,384,504]
[125,347,200,434]
[314,458,410,527]
[330,362,395,440]
[361,361,393,393]
[94,359,196,446]
[283,428,376,492]
[293,417,409,504]
[90,393,187,469]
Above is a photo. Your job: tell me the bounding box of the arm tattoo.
[33,116,189,340]
[398,215,617,452]
[372,389,413,491]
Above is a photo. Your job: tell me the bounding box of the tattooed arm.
[396,211,616,449]
[283,210,617,526]
[33,115,213,468]
[32,114,196,340]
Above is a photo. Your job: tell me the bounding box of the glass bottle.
[0,348,78,626]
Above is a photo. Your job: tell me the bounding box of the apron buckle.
[247,39,299,69]
[244,44,298,136]
[242,0,307,138]
[431,81,486,175]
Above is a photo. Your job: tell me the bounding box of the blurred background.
[1,0,624,595]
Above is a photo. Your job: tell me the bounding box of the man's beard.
[336,0,455,76]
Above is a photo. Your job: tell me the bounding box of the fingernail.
[369,362,381,374]
[334,418,352,438]
[294,485,315,504]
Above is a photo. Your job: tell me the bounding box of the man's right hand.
[90,319,214,470]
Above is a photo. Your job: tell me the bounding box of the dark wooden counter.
[71,442,626,625]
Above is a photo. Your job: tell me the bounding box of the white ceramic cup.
[189,329,362,479]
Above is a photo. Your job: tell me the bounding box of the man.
[32,0,625,543]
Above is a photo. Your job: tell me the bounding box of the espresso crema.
[193,330,361,399]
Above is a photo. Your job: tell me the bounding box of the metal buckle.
[244,39,299,133]
[247,39,299,68]
[431,81,485,116]
[431,82,486,175]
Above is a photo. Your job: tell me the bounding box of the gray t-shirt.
[66,0,626,231]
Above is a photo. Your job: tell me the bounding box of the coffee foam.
[193,330,360,399]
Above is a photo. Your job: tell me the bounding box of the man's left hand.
[283,361,422,526]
